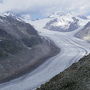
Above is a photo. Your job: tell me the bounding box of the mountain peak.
[0,12,24,23]
[0,11,16,17]
[45,12,90,32]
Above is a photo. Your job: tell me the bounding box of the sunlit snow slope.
[45,12,90,32]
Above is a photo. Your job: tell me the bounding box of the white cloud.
[0,0,90,16]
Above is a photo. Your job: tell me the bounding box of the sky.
[0,0,90,19]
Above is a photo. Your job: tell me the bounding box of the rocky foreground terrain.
[0,14,60,83]
[37,54,90,90]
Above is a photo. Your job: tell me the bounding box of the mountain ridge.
[44,12,90,32]
[0,14,60,83]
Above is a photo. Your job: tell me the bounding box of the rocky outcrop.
[37,54,90,90]
[75,22,90,42]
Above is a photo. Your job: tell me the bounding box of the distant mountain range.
[19,11,90,41]
[44,12,90,32]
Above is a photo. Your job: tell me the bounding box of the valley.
[0,13,90,90]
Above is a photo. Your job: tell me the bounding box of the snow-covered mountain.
[0,12,24,22]
[44,12,90,32]
[1,12,32,22]
[4,11,89,33]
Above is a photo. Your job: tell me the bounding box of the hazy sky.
[0,0,90,19]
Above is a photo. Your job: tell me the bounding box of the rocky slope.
[0,14,60,83]
[75,22,90,42]
[37,54,90,90]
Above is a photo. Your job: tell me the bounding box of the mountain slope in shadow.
[75,22,90,42]
[0,15,60,83]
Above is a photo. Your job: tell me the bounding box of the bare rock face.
[0,15,41,58]
[37,54,90,90]
[75,22,90,42]
[0,15,60,83]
